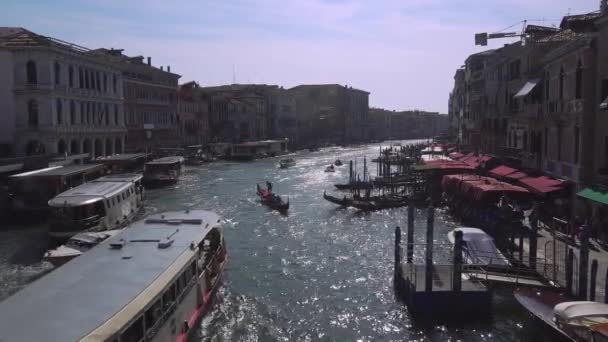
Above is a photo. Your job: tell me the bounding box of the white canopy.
[554,301,608,321]
[448,227,509,266]
[514,79,541,98]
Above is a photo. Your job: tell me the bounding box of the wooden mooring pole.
[425,206,435,293]
[453,230,463,292]
[394,226,401,280]
[529,220,538,269]
[579,225,591,300]
[590,259,598,301]
[604,266,608,304]
[566,248,574,296]
[407,205,415,263]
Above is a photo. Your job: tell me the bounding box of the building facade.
[0,28,126,158]
[97,50,180,153]
[178,81,209,146]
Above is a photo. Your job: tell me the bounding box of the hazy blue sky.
[1,0,600,113]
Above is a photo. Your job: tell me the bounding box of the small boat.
[256,183,289,212]
[515,287,608,342]
[323,191,352,207]
[43,230,121,266]
[447,227,509,266]
[334,181,374,191]
[351,195,408,211]
[334,159,343,166]
[325,165,335,173]
[279,158,296,169]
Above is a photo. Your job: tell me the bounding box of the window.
[68,65,74,87]
[545,72,550,101]
[559,67,564,100]
[121,316,144,342]
[544,127,548,156]
[56,99,63,125]
[79,68,84,88]
[575,61,582,99]
[54,62,61,85]
[113,75,117,93]
[103,73,107,92]
[114,104,119,125]
[162,284,176,313]
[85,69,90,89]
[557,126,562,161]
[80,102,85,124]
[105,104,109,125]
[574,126,580,164]
[26,60,37,84]
[145,298,162,333]
[27,100,38,126]
[96,71,101,91]
[70,100,75,125]
[523,131,528,151]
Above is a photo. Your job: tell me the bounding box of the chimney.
[167,65,171,73]
[160,66,164,71]
[147,57,151,66]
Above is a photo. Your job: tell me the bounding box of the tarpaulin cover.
[442,174,530,201]
[518,176,563,194]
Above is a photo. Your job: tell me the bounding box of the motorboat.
[447,227,509,266]
[515,287,608,342]
[334,159,343,166]
[279,158,296,169]
[43,230,121,266]
[325,165,335,173]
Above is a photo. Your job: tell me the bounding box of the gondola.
[323,191,352,206]
[256,184,289,212]
[334,159,343,166]
[351,196,409,211]
[334,181,373,191]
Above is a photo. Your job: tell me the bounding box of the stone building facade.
[178,81,209,146]
[97,50,180,153]
[0,28,126,158]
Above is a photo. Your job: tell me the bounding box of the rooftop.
[10,164,102,178]
[0,210,221,342]
[145,156,185,165]
[48,181,131,206]
[95,153,149,162]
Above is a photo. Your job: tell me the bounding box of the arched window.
[105,103,109,125]
[112,75,117,93]
[54,61,61,85]
[103,74,107,92]
[559,67,564,100]
[80,101,85,124]
[79,67,84,88]
[68,65,74,87]
[26,61,37,84]
[96,71,101,91]
[56,99,63,124]
[545,72,550,101]
[575,60,583,99]
[27,100,38,126]
[70,100,75,125]
[85,69,90,89]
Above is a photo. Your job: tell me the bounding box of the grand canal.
[0,141,555,341]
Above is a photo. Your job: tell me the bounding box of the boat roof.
[554,301,608,321]
[0,210,221,342]
[48,181,133,206]
[95,153,149,162]
[10,164,102,178]
[93,173,143,183]
[145,156,185,165]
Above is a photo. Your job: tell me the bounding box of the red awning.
[449,152,465,159]
[489,165,518,177]
[505,171,528,180]
[518,176,563,194]
[457,152,475,160]
[461,154,492,168]
[447,147,456,152]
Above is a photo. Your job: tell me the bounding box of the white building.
[0,28,126,158]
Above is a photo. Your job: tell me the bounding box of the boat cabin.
[448,227,509,266]
[95,153,150,174]
[143,156,186,184]
[554,301,608,341]
[47,173,144,239]
[0,210,226,342]
[8,164,104,215]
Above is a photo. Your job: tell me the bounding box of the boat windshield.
[50,201,106,222]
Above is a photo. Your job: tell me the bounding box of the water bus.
[47,173,145,239]
[95,153,150,174]
[0,210,227,342]
[143,156,186,186]
[7,164,104,219]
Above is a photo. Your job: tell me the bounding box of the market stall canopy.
[577,187,608,206]
[518,176,564,195]
[514,79,541,98]
[449,152,465,159]
[489,165,518,178]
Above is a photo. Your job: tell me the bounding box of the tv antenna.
[475,20,527,46]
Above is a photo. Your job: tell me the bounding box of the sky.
[1,0,600,113]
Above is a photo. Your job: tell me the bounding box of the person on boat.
[266,181,273,192]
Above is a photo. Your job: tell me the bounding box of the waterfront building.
[96,49,181,153]
[0,28,126,158]
[267,87,297,146]
[178,81,210,146]
[288,84,370,146]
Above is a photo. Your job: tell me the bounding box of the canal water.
[0,141,555,341]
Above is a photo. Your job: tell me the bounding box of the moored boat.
[143,156,186,186]
[47,173,145,240]
[447,227,509,266]
[334,159,343,166]
[0,210,227,342]
[514,287,608,342]
[324,165,335,173]
[323,190,352,207]
[334,181,374,191]
[43,229,121,266]
[279,158,296,169]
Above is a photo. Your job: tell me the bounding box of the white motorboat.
[447,227,509,266]
[43,229,121,266]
